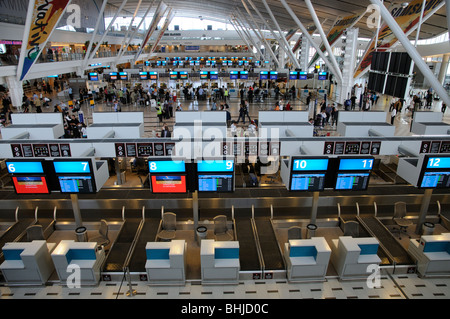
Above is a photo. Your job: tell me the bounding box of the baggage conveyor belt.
[254,218,284,271]
[235,218,261,271]
[357,216,414,266]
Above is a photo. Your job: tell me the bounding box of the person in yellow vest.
[224,88,229,101]
[156,102,163,123]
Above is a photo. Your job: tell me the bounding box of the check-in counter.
[408,233,450,277]
[336,111,394,137]
[411,111,450,135]
[330,236,381,280]
[0,240,56,285]
[201,239,240,284]
[51,240,105,286]
[284,237,331,282]
[145,240,186,285]
[1,113,64,140]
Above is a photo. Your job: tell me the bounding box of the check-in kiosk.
[86,112,144,139]
[145,240,187,285]
[410,111,450,136]
[200,239,240,284]
[1,113,65,140]
[408,233,450,277]
[258,111,313,138]
[284,238,331,282]
[51,240,105,286]
[0,240,56,285]
[330,236,382,280]
[336,111,394,137]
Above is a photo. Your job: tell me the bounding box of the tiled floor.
[1,272,449,299]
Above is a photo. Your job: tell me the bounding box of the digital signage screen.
[149,72,158,80]
[270,71,278,80]
[139,72,148,80]
[290,173,326,191]
[230,71,239,80]
[151,175,187,193]
[338,158,374,171]
[292,158,329,172]
[53,160,92,174]
[260,71,268,80]
[239,71,249,79]
[88,73,99,81]
[179,71,188,80]
[149,160,186,173]
[419,171,450,188]
[6,161,44,174]
[318,72,328,80]
[289,72,298,80]
[198,174,233,192]
[335,173,371,191]
[119,72,128,80]
[197,160,234,172]
[170,72,178,80]
[12,176,50,194]
[58,175,96,194]
[299,72,308,80]
[109,72,118,80]
[200,71,209,80]
[209,71,218,80]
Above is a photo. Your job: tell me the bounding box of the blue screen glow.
[339,158,374,171]
[292,159,328,171]
[53,161,91,173]
[426,157,450,169]
[197,160,234,172]
[149,160,186,173]
[6,161,44,174]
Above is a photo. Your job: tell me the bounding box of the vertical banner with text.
[17,0,72,81]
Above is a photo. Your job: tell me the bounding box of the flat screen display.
[149,160,185,173]
[290,173,326,191]
[197,160,234,172]
[6,161,44,174]
[299,72,308,80]
[198,174,233,192]
[260,71,268,80]
[88,73,98,81]
[170,72,178,80]
[53,161,91,174]
[425,157,450,169]
[139,72,148,80]
[179,72,188,80]
[109,72,118,80]
[270,71,278,80]
[419,171,450,188]
[200,71,209,80]
[151,175,187,193]
[239,71,248,79]
[230,71,239,79]
[12,176,49,194]
[338,158,374,171]
[209,71,218,80]
[289,72,298,80]
[149,72,158,80]
[119,72,128,80]
[58,175,95,193]
[335,173,370,191]
[292,158,328,171]
[318,72,328,80]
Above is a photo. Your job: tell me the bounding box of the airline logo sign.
[354,0,443,78]
[19,0,71,81]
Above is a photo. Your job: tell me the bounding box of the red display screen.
[12,176,49,194]
[151,175,186,193]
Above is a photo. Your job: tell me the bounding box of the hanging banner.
[134,1,167,60]
[149,9,175,55]
[308,12,365,67]
[292,24,316,53]
[354,0,444,78]
[17,0,72,81]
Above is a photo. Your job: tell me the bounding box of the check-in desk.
[259,111,313,138]
[1,113,64,140]
[145,240,186,285]
[284,238,331,282]
[330,236,381,280]
[336,111,394,137]
[0,240,56,285]
[408,233,450,277]
[51,240,105,286]
[411,111,450,135]
[201,239,240,284]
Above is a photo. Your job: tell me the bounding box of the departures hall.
[0,0,449,307]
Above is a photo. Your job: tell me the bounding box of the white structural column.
[369,0,450,106]
[116,1,155,62]
[259,0,301,69]
[438,54,450,85]
[280,0,342,84]
[233,15,264,59]
[340,28,359,103]
[81,0,108,71]
[304,0,343,83]
[234,10,265,60]
[116,0,144,60]
[299,35,310,71]
[447,0,450,40]
[229,19,258,59]
[6,76,24,109]
[87,0,129,64]
[240,0,280,66]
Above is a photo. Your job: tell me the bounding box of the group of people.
[314,101,339,128]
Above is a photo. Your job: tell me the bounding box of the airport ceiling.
[106,0,448,40]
